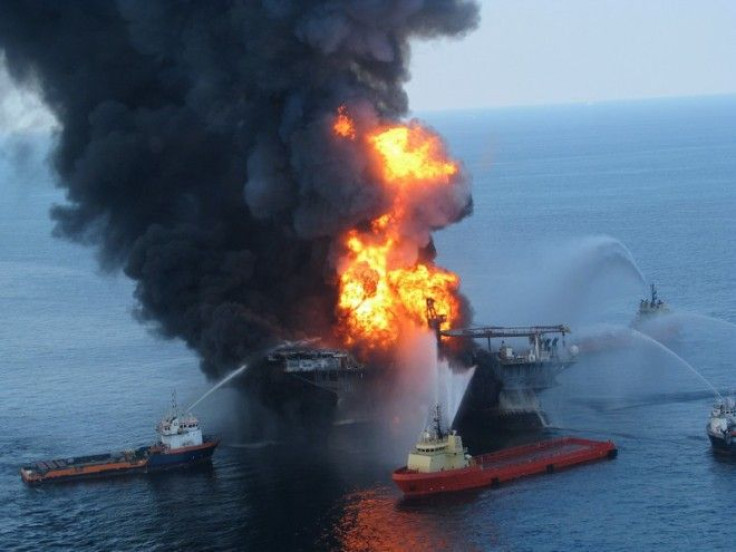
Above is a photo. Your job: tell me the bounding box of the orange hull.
[20,439,219,484]
[393,437,617,497]
[21,458,147,484]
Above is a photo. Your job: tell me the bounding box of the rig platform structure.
[426,298,578,433]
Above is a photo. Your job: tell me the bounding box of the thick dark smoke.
[0,1,479,377]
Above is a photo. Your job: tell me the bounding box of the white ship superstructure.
[156,394,204,450]
[707,398,736,454]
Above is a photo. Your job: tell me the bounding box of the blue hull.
[708,434,736,455]
[22,438,219,484]
[146,440,219,471]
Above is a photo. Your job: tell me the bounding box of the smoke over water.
[0,2,479,377]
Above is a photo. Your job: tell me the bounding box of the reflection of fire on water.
[328,488,486,551]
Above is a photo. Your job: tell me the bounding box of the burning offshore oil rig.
[1,3,585,441]
[426,299,578,434]
[239,100,577,434]
[242,298,577,438]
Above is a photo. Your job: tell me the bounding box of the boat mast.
[433,403,445,439]
[426,298,449,438]
[171,389,178,416]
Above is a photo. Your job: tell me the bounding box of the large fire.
[333,107,463,351]
[369,125,457,183]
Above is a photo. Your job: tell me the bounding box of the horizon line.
[409,92,736,115]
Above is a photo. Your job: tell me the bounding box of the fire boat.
[635,283,671,323]
[392,404,617,497]
[707,397,736,455]
[20,394,219,485]
[631,283,679,341]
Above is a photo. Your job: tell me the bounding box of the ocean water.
[2,96,736,551]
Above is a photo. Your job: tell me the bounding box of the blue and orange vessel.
[20,396,219,485]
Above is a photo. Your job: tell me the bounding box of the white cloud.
[0,53,57,134]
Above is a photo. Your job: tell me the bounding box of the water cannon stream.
[576,323,723,400]
[187,363,249,412]
[186,337,323,412]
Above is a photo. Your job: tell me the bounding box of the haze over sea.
[2,96,735,551]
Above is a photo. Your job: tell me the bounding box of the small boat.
[633,283,676,332]
[392,405,617,497]
[707,398,736,454]
[635,283,671,322]
[20,395,219,485]
[631,283,680,342]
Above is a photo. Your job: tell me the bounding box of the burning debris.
[0,2,479,378]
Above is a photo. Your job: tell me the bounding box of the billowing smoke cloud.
[0,1,479,377]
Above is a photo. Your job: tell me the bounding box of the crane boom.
[440,325,570,340]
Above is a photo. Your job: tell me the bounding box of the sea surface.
[2,96,736,551]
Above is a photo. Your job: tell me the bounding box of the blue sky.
[406,0,736,111]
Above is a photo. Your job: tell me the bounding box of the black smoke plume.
[0,1,478,377]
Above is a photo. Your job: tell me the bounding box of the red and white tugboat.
[392,404,617,497]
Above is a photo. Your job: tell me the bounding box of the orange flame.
[332,106,463,351]
[369,124,457,183]
[333,105,356,140]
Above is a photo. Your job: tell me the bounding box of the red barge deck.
[393,436,617,497]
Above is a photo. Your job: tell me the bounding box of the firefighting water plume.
[0,2,479,377]
[575,324,722,399]
[187,363,249,412]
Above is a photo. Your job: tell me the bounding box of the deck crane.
[425,298,571,361]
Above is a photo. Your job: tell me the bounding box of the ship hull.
[20,439,219,485]
[708,433,736,455]
[393,437,617,497]
[21,462,147,485]
[146,440,219,470]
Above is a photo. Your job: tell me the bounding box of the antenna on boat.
[171,389,178,415]
[425,297,449,438]
[433,403,445,439]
